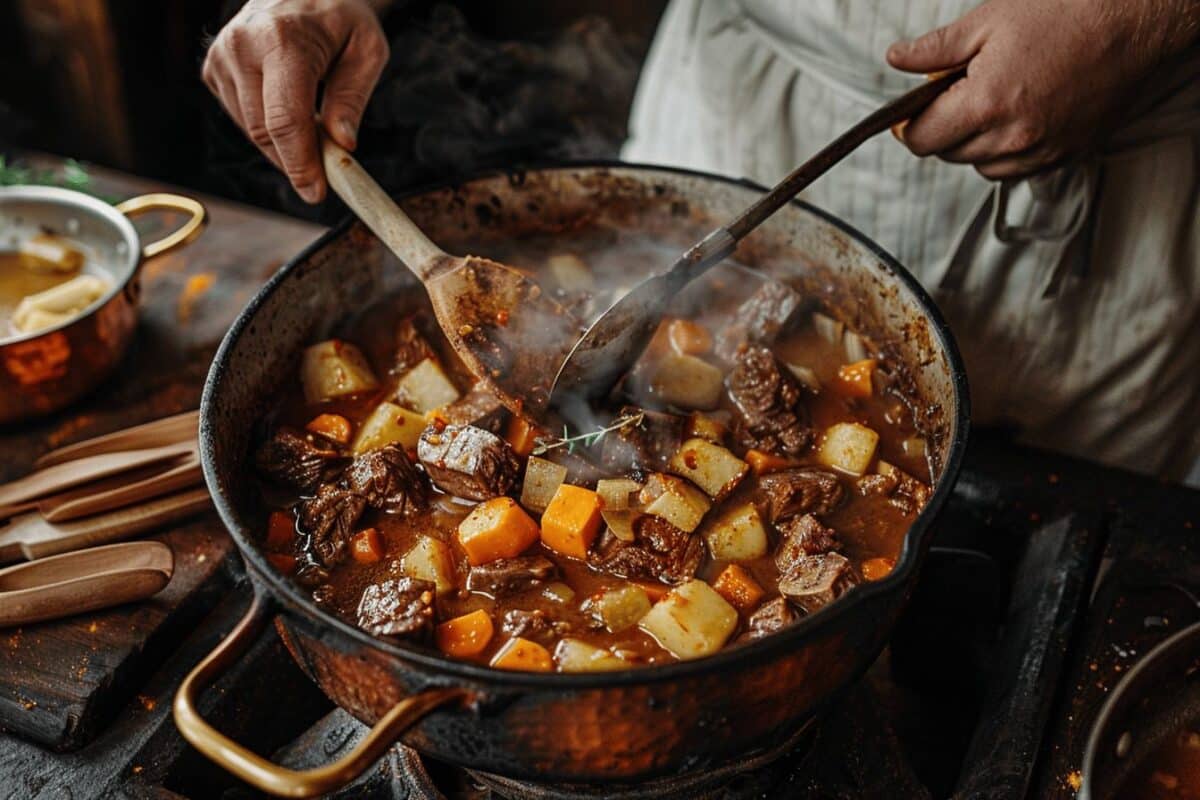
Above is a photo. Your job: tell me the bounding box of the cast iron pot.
[176,164,970,798]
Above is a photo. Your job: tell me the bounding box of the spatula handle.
[320,137,449,280]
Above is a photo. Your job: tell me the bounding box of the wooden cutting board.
[0,155,323,750]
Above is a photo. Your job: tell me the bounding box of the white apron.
[623,0,1200,481]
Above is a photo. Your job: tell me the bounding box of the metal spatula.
[549,68,966,410]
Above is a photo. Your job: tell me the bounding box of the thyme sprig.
[531,411,645,456]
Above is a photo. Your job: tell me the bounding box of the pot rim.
[199,160,971,690]
[0,184,141,346]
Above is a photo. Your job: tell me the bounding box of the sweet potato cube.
[352,402,427,453]
[490,637,553,672]
[712,564,765,610]
[505,415,542,457]
[540,484,603,559]
[638,579,738,660]
[667,438,748,500]
[817,422,880,476]
[861,556,896,581]
[457,497,540,566]
[436,609,494,657]
[305,413,352,444]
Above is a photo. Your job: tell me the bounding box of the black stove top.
[4,431,1199,799]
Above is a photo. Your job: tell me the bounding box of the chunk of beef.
[857,467,931,516]
[356,577,436,639]
[777,552,857,613]
[500,608,574,643]
[441,386,508,433]
[394,316,437,374]
[726,347,813,457]
[417,424,520,501]
[345,444,428,516]
[298,484,366,567]
[600,406,684,473]
[715,281,804,362]
[255,427,348,492]
[743,597,799,640]
[775,514,839,576]
[758,468,845,523]
[590,514,703,585]
[466,555,557,598]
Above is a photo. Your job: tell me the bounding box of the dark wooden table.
[0,154,323,753]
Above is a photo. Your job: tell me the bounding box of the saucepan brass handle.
[116,193,207,259]
[173,593,470,798]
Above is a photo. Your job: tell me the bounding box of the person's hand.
[887,0,1199,179]
[203,0,390,203]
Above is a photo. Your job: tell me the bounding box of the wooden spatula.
[321,139,579,417]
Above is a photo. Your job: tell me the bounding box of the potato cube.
[457,497,540,565]
[648,353,723,410]
[300,340,379,404]
[520,456,568,514]
[588,585,652,633]
[684,412,727,444]
[667,438,748,500]
[545,253,594,292]
[816,422,880,476]
[352,402,427,454]
[596,478,642,510]
[601,509,639,542]
[702,503,768,561]
[638,580,738,660]
[396,358,460,413]
[401,535,456,592]
[554,639,630,672]
[639,474,711,533]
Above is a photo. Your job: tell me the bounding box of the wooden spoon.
[0,541,174,627]
[320,139,579,416]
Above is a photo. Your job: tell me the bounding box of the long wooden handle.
[41,453,202,522]
[320,137,448,280]
[725,68,966,242]
[35,410,198,469]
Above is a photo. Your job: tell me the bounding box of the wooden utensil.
[0,540,174,627]
[39,450,202,523]
[0,487,210,564]
[549,68,967,410]
[35,409,199,469]
[321,138,579,416]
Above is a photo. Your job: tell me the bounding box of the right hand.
[202,0,390,203]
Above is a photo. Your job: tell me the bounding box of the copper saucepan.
[0,186,206,423]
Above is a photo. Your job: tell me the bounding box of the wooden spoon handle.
[320,137,448,280]
[41,452,202,523]
[34,409,198,469]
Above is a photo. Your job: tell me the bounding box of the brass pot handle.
[115,193,207,259]
[173,593,470,798]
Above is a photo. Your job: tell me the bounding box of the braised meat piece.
[600,406,684,473]
[441,386,508,433]
[500,608,574,643]
[466,555,557,598]
[715,281,804,362]
[393,316,437,374]
[743,597,799,640]
[255,427,348,492]
[345,444,428,516]
[591,514,703,585]
[777,552,857,613]
[775,514,839,575]
[858,467,931,516]
[298,484,366,567]
[356,577,436,639]
[758,468,845,522]
[417,424,521,501]
[726,347,813,457]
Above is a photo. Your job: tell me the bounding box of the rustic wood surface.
[0,154,322,750]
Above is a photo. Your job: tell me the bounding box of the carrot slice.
[457,497,541,566]
[834,359,876,398]
[350,527,385,563]
[744,449,797,476]
[266,510,296,550]
[861,556,896,581]
[305,413,352,444]
[666,319,713,356]
[505,415,540,457]
[436,609,495,657]
[490,637,553,672]
[712,564,765,610]
[540,484,603,559]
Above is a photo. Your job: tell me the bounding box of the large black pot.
[175,164,970,797]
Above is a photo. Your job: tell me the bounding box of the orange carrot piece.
[350,527,385,563]
[490,637,553,672]
[305,413,352,444]
[266,510,296,550]
[630,580,671,603]
[712,564,765,610]
[540,484,603,559]
[505,415,540,457]
[666,319,713,356]
[266,552,297,574]
[861,556,896,581]
[436,609,495,657]
[457,497,541,566]
[744,449,797,476]
[834,359,876,398]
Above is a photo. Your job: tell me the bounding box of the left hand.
[887,0,1198,179]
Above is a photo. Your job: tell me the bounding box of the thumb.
[320,27,388,150]
[887,15,981,74]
